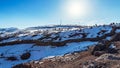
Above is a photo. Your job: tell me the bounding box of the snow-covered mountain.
[0,23,120,68]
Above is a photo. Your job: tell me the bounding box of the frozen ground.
[0,25,113,43]
[0,41,97,68]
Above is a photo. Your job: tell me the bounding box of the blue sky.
[0,0,120,28]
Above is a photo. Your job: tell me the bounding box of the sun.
[61,0,92,19]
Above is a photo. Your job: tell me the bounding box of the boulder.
[20,52,31,60]
[91,43,106,55]
[110,33,120,41]
[93,51,106,57]
[107,48,118,54]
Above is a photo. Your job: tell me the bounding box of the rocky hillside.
[0,23,120,68]
[13,41,120,68]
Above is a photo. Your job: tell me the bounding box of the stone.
[21,52,31,60]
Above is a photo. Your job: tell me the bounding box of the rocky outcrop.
[20,52,31,60]
[110,33,120,41]
[95,54,120,61]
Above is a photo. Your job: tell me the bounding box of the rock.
[21,52,31,60]
[6,56,17,61]
[83,61,109,68]
[91,43,106,55]
[93,51,106,57]
[110,33,120,41]
[114,42,120,48]
[34,61,39,64]
[39,62,43,64]
[95,54,120,61]
[88,62,109,68]
[88,46,95,53]
[13,64,31,68]
[91,40,113,56]
[107,48,118,54]
[117,49,120,54]
[107,55,120,60]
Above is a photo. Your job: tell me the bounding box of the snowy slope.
[0,42,97,68]
[0,24,120,68]
[0,25,114,43]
